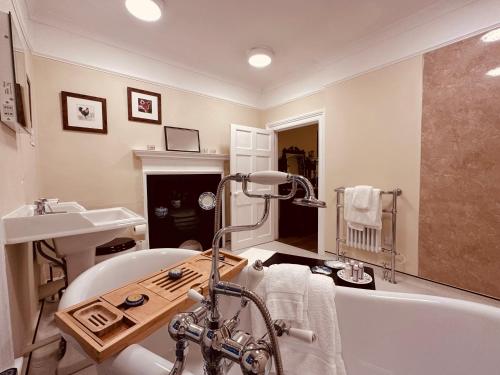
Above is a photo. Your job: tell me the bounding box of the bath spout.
[292,174,326,208]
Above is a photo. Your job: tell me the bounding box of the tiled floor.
[276,233,318,252]
[27,301,94,375]
[28,241,500,375]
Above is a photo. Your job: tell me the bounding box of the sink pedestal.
[64,248,96,282]
[54,228,128,283]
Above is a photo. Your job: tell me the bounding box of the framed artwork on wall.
[164,126,200,153]
[61,91,107,134]
[127,87,162,124]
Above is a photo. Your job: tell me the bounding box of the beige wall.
[0,2,40,364]
[34,56,261,214]
[262,57,423,274]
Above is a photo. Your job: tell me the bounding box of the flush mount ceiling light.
[481,28,500,42]
[247,47,274,68]
[125,0,163,22]
[486,66,500,77]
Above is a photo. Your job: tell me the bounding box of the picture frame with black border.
[164,126,200,153]
[61,91,107,134]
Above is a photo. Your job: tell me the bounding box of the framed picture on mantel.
[164,126,200,153]
[127,87,162,124]
[61,91,107,134]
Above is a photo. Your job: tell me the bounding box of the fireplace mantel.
[134,149,229,173]
[134,150,229,161]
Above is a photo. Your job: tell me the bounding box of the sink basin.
[2,202,146,281]
[80,207,142,226]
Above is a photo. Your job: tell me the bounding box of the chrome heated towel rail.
[333,187,402,284]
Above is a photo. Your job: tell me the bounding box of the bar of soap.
[168,268,183,280]
[125,294,145,307]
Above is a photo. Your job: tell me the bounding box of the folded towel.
[352,185,373,209]
[344,187,382,229]
[264,264,310,322]
[250,273,346,375]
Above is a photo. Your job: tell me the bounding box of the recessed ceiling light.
[481,28,500,42]
[248,47,274,68]
[125,0,163,22]
[486,67,500,77]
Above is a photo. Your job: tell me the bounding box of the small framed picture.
[164,126,200,153]
[127,87,162,124]
[61,91,107,134]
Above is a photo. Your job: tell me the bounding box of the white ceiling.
[26,0,442,90]
[21,0,500,107]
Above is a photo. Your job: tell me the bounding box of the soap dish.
[73,302,123,337]
[324,260,346,270]
[311,266,333,275]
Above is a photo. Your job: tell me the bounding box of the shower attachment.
[168,171,326,375]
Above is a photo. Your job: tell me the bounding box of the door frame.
[266,109,326,256]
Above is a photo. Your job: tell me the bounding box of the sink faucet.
[34,198,60,215]
[34,198,48,215]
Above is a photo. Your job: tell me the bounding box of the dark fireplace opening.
[146,173,221,250]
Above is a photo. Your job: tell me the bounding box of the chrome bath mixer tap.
[168,171,326,375]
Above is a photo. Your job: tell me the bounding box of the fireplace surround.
[134,150,229,249]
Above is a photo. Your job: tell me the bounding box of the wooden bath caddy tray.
[55,250,247,363]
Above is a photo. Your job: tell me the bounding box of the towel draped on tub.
[250,264,347,375]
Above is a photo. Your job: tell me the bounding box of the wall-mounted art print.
[127,87,162,124]
[61,91,107,134]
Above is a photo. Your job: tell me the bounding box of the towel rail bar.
[334,187,402,196]
[337,204,395,214]
[331,186,402,284]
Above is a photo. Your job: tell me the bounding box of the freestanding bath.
[60,248,500,375]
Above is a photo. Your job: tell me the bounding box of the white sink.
[2,202,146,281]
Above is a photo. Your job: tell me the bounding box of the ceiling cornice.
[29,20,262,108]
[259,0,500,108]
[12,0,500,110]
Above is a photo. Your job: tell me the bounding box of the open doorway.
[276,123,319,252]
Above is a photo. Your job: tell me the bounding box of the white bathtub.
[59,249,500,375]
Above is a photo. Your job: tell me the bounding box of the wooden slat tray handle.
[55,250,247,363]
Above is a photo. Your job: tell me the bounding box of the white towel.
[251,274,346,375]
[352,185,373,209]
[344,187,382,229]
[265,264,310,322]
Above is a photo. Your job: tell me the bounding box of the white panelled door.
[230,124,275,250]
